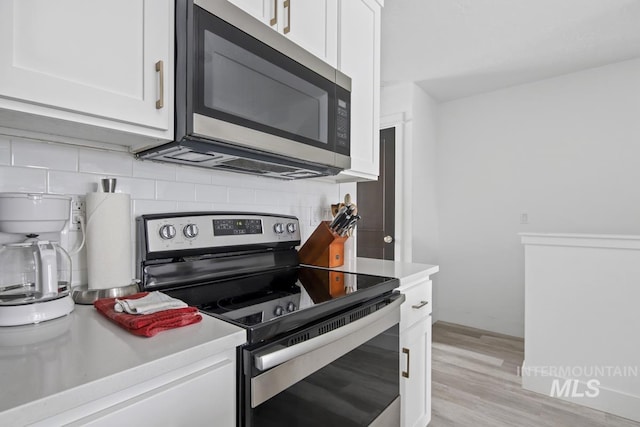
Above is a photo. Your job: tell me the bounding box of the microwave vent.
[165,151,222,163]
[221,158,297,174]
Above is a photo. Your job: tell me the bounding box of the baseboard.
[436,309,524,338]
[521,360,640,422]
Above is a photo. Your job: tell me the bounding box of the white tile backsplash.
[195,183,227,203]
[133,159,176,181]
[175,166,212,184]
[112,177,155,200]
[0,136,11,165]
[0,166,47,192]
[156,180,196,201]
[12,139,78,171]
[228,187,255,204]
[176,201,215,211]
[0,139,340,285]
[132,199,178,217]
[79,148,133,176]
[48,171,100,195]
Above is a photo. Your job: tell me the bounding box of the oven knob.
[286,302,296,312]
[183,223,199,239]
[286,223,297,234]
[273,223,284,234]
[159,224,176,240]
[273,306,284,316]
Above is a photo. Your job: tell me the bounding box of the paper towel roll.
[86,192,132,290]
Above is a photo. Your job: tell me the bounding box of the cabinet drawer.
[400,280,432,330]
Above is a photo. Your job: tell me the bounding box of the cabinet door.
[281,0,337,67]
[231,0,337,67]
[229,0,270,23]
[337,0,381,180]
[0,0,172,137]
[400,315,432,427]
[38,355,237,427]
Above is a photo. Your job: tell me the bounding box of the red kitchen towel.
[94,292,202,337]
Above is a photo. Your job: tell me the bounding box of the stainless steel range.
[137,212,403,427]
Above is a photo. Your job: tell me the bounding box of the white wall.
[436,57,640,337]
[0,136,339,286]
[381,82,441,318]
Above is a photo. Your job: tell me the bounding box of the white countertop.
[327,257,439,282]
[0,305,245,424]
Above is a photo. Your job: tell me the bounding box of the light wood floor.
[430,321,640,427]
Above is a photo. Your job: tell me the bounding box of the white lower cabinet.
[32,350,236,427]
[399,278,433,427]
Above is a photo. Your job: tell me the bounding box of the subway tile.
[175,166,212,184]
[133,159,176,181]
[228,187,255,204]
[111,177,155,200]
[156,181,195,201]
[0,136,10,165]
[132,199,177,217]
[0,166,47,192]
[219,202,259,212]
[12,139,78,171]
[254,189,295,206]
[48,171,100,195]
[209,169,260,188]
[177,201,215,211]
[195,184,228,203]
[79,149,133,176]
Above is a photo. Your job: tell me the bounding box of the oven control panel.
[141,213,301,254]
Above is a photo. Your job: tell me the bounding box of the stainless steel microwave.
[136,0,351,179]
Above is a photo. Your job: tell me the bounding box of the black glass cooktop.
[162,266,399,344]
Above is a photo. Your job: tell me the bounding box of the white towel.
[114,291,188,315]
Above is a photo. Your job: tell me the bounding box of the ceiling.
[380,0,640,101]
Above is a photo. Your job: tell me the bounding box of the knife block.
[298,221,349,267]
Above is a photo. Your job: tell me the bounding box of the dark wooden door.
[356,127,395,260]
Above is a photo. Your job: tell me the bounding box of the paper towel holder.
[102,178,117,193]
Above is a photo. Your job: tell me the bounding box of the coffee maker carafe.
[0,193,75,326]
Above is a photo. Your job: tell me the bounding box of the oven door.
[242,294,404,427]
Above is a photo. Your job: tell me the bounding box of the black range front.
[137,212,403,426]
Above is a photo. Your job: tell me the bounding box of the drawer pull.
[411,300,429,309]
[155,60,164,109]
[270,0,277,26]
[283,0,291,34]
[402,347,410,378]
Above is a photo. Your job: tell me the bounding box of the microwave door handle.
[251,295,403,408]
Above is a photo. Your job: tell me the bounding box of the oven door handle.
[254,295,404,371]
[251,295,404,408]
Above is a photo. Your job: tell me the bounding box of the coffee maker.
[0,193,75,326]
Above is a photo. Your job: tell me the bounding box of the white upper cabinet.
[336,0,381,181]
[229,0,338,68]
[0,0,174,147]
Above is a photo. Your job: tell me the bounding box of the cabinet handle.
[402,347,410,378]
[411,300,429,309]
[269,0,277,26]
[283,0,291,34]
[155,60,164,109]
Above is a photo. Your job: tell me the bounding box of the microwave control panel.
[336,98,350,148]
